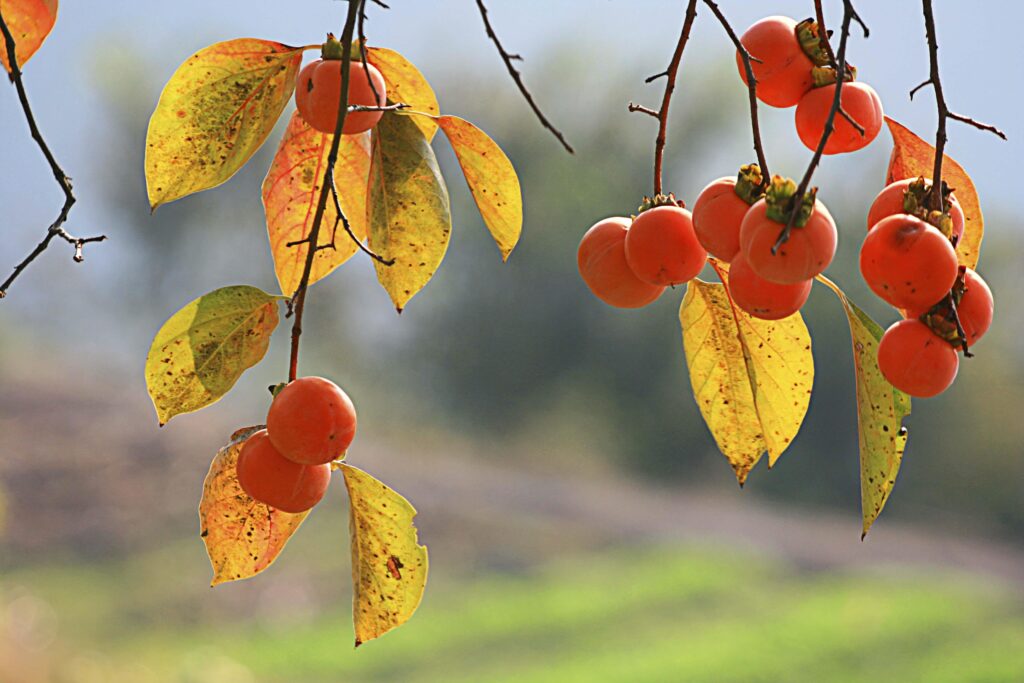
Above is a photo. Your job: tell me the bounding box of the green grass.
[4,544,1023,682]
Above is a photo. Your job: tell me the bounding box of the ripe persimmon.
[236,430,331,513]
[877,319,959,398]
[795,81,883,154]
[625,206,707,286]
[295,59,387,135]
[736,16,816,108]
[955,269,994,346]
[578,218,665,308]
[692,166,765,262]
[267,377,357,465]
[728,253,811,320]
[867,177,965,242]
[859,214,958,311]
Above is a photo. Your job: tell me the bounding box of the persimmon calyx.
[901,177,957,239]
[637,193,686,214]
[734,163,767,205]
[764,175,816,228]
[321,33,345,60]
[796,19,832,67]
[917,267,970,345]
[810,64,858,88]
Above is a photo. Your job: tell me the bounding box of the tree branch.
[0,8,106,298]
[473,0,574,154]
[703,0,770,181]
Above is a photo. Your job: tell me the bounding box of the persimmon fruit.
[267,377,358,465]
[740,196,837,284]
[236,430,331,513]
[624,206,707,287]
[795,81,883,154]
[955,269,994,346]
[692,169,763,262]
[877,319,959,397]
[578,218,665,308]
[295,59,387,135]
[859,214,958,311]
[728,253,811,320]
[867,177,965,242]
[736,16,815,108]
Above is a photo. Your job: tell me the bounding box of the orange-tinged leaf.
[884,117,983,269]
[145,285,281,425]
[368,111,451,312]
[817,275,911,538]
[680,265,814,485]
[200,427,310,586]
[341,463,428,647]
[263,111,371,296]
[0,0,57,72]
[436,115,522,261]
[366,46,440,141]
[145,38,303,209]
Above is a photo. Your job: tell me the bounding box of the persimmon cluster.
[295,38,388,135]
[738,15,882,154]
[236,377,358,512]
[861,178,994,397]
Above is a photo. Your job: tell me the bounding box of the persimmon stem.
[288,0,364,383]
[774,0,861,253]
[702,0,770,182]
[0,8,106,299]
[474,0,574,154]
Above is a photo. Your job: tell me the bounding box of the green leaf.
[680,265,814,485]
[436,115,522,261]
[145,285,281,425]
[368,112,452,312]
[817,275,911,537]
[340,464,428,647]
[366,46,440,141]
[199,427,310,586]
[145,38,303,209]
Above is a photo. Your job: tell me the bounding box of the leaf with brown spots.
[366,46,440,141]
[679,263,814,485]
[145,285,281,425]
[263,111,371,296]
[817,275,911,538]
[199,427,310,586]
[368,111,451,312]
[145,38,303,209]
[436,115,522,261]
[0,0,57,72]
[884,117,984,269]
[341,463,428,647]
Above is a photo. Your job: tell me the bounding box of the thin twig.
[702,0,769,181]
[774,0,859,252]
[328,173,393,265]
[0,8,106,298]
[812,0,864,135]
[473,0,574,154]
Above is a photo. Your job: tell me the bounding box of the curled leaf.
[146,38,303,209]
[436,115,522,261]
[145,285,281,425]
[817,275,911,538]
[884,117,983,268]
[0,0,57,72]
[368,112,451,312]
[263,111,371,296]
[366,46,440,140]
[199,427,310,586]
[680,265,814,485]
[341,464,428,647]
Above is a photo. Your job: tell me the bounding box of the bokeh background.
[2,1,1023,681]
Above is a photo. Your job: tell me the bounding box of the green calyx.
[733,164,766,205]
[902,176,957,239]
[811,64,857,88]
[764,176,816,227]
[796,19,832,67]
[321,33,345,60]
[637,193,685,214]
[268,382,288,398]
[918,268,970,347]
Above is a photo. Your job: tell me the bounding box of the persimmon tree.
[1,0,1008,650]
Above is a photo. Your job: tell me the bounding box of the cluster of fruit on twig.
[236,378,358,513]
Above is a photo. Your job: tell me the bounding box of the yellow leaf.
[366,46,440,141]
[680,266,813,484]
[199,427,310,586]
[341,463,428,647]
[817,275,911,538]
[145,285,281,425]
[145,38,303,209]
[368,112,451,312]
[436,115,522,261]
[263,111,371,296]
[0,0,57,72]
[884,117,983,269]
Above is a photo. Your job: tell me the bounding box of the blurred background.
[2,0,1022,680]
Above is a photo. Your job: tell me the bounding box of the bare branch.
[473,0,574,154]
[627,103,659,118]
